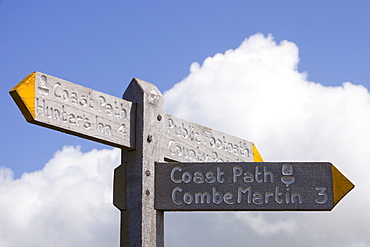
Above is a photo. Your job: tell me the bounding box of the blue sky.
[1,1,370,246]
[2,1,370,176]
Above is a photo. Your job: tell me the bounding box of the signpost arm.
[115,78,164,247]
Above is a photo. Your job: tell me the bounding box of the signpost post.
[114,77,165,246]
[10,72,354,247]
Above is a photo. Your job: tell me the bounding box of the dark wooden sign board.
[10,72,354,247]
[155,162,354,211]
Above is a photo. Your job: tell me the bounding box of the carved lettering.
[166,117,252,162]
[34,74,132,145]
[167,165,305,207]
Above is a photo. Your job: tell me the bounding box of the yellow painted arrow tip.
[9,72,37,122]
[252,143,264,162]
[332,165,355,206]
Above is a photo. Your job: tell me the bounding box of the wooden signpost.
[10,72,354,247]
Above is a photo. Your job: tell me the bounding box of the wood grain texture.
[10,72,135,149]
[118,78,164,247]
[164,114,262,162]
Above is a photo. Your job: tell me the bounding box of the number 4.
[118,124,127,139]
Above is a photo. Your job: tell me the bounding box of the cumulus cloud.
[164,33,370,246]
[1,33,369,246]
[0,146,120,247]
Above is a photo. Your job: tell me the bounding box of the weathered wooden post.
[114,78,164,246]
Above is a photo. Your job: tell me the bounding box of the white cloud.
[234,213,297,236]
[1,33,369,246]
[164,33,370,246]
[0,146,120,247]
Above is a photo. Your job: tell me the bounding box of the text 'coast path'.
[10,72,135,149]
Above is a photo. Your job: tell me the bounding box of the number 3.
[315,187,328,204]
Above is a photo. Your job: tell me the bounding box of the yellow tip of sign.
[252,143,264,162]
[331,165,354,206]
[9,72,36,122]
